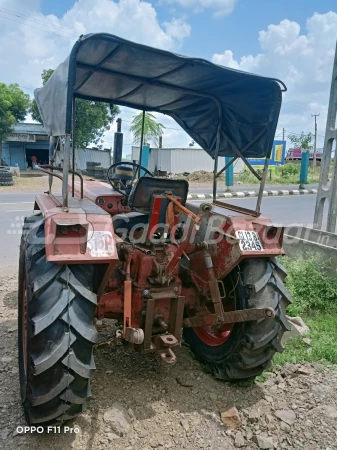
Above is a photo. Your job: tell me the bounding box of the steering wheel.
[107,161,153,201]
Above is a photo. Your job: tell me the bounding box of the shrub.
[281,163,300,178]
[281,255,337,316]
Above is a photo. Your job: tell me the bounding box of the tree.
[30,69,120,149]
[130,112,165,147]
[0,83,30,160]
[287,132,313,151]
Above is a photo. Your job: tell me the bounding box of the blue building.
[2,123,49,170]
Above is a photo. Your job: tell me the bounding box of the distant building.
[74,147,111,171]
[1,123,112,171]
[131,146,244,174]
[2,123,49,169]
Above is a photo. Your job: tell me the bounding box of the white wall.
[75,148,111,170]
[131,147,244,174]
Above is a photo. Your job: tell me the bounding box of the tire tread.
[18,215,97,425]
[183,258,291,381]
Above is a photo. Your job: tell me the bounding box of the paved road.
[0,192,322,268]
[187,182,320,193]
[217,194,321,227]
[0,193,37,267]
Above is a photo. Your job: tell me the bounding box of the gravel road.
[1,268,337,450]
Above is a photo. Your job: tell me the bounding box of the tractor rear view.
[18,33,291,426]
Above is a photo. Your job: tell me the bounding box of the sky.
[0,0,336,155]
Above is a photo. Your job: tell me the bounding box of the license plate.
[235,230,263,251]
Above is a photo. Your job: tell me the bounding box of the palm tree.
[130,112,165,147]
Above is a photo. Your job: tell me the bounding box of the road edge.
[187,189,317,200]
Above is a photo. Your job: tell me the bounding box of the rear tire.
[183,258,291,381]
[18,214,98,424]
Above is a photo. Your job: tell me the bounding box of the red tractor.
[18,33,291,425]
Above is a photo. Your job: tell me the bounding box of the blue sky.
[40,0,337,60]
[1,0,337,150]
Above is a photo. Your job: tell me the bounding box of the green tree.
[130,112,165,147]
[287,132,313,151]
[0,83,30,160]
[30,69,120,148]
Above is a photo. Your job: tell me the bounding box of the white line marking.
[188,195,315,202]
[6,209,32,212]
[0,202,32,205]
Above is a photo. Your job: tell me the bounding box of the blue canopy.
[35,33,285,159]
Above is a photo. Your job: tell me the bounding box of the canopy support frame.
[53,37,281,214]
[212,129,272,217]
[137,110,146,179]
[216,156,238,178]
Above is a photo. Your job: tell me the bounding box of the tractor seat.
[113,177,189,239]
[113,211,148,236]
[129,176,189,212]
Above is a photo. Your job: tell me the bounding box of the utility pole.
[314,40,337,232]
[282,128,285,141]
[311,113,320,169]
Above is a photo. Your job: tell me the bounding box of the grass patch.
[236,163,324,185]
[274,310,337,366]
[268,255,337,368]
[281,255,337,316]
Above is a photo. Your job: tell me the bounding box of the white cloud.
[163,0,236,17]
[0,0,191,88]
[0,0,192,148]
[212,50,239,69]
[212,12,337,147]
[163,18,191,40]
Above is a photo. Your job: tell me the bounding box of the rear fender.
[187,212,284,291]
[33,193,119,263]
[43,214,119,263]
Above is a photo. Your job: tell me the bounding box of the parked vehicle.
[18,33,291,425]
[286,147,323,161]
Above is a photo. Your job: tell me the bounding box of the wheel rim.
[21,276,28,377]
[194,323,234,346]
[192,280,236,347]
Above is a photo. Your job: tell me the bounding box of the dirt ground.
[1,268,337,450]
[0,174,58,193]
[0,173,224,194]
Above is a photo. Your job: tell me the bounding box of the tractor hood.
[34,33,285,159]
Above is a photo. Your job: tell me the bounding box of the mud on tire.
[18,214,98,425]
[183,258,292,381]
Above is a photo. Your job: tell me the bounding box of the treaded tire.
[0,171,13,185]
[183,258,292,381]
[0,172,13,180]
[18,214,98,425]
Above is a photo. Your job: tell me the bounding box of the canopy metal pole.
[72,99,76,197]
[256,157,270,216]
[138,110,145,178]
[212,126,221,203]
[48,136,55,193]
[62,135,71,210]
